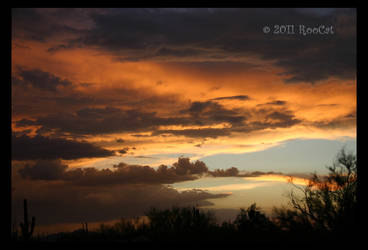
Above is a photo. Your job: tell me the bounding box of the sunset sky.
[11,8,356,233]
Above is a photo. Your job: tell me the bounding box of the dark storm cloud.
[12,134,115,160]
[12,8,98,42]
[19,8,354,83]
[13,68,72,92]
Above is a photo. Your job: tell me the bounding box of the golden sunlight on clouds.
[244,174,310,186]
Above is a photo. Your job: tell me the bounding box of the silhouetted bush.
[285,148,357,232]
[145,206,217,241]
[234,203,276,233]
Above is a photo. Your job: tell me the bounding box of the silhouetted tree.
[287,148,357,232]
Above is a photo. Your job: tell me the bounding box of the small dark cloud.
[188,101,219,114]
[316,103,339,107]
[131,134,151,138]
[209,167,239,177]
[238,171,283,177]
[118,148,129,154]
[186,101,247,126]
[267,111,295,122]
[116,138,125,143]
[256,100,287,107]
[265,100,287,106]
[134,155,154,159]
[12,134,115,160]
[311,113,356,129]
[211,95,250,101]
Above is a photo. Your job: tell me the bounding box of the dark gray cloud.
[17,157,211,185]
[267,111,295,122]
[118,148,129,154]
[16,107,191,136]
[311,112,356,129]
[13,8,355,83]
[211,95,250,101]
[261,100,287,106]
[13,68,72,92]
[12,134,115,160]
[18,159,68,180]
[154,105,301,138]
[15,100,248,138]
[209,167,239,177]
[186,101,247,126]
[15,101,301,139]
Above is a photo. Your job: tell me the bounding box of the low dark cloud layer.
[12,175,229,225]
[17,158,211,185]
[12,157,231,225]
[15,98,301,139]
[15,107,191,136]
[12,156,309,226]
[12,134,115,160]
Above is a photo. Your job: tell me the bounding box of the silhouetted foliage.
[285,148,357,232]
[234,203,276,233]
[145,206,216,241]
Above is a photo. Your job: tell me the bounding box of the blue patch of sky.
[199,138,356,174]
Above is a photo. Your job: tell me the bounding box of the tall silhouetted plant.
[287,148,357,232]
[234,203,275,233]
[19,199,36,241]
